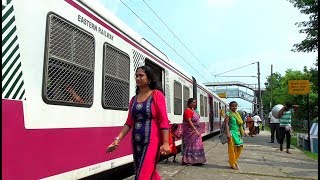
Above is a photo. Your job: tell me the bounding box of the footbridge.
[203,81,266,113]
[203,81,264,92]
[213,88,256,104]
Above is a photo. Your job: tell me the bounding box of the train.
[2,0,228,179]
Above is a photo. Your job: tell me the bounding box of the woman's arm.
[153,90,170,155]
[186,118,200,136]
[66,85,85,103]
[161,129,170,144]
[107,97,135,153]
[225,114,230,138]
[106,125,131,153]
[116,125,131,141]
[278,107,285,118]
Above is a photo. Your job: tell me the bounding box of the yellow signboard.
[288,80,310,94]
[217,92,227,98]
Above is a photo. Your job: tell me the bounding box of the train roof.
[79,1,196,79]
[79,0,226,104]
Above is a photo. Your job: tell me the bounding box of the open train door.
[209,95,213,131]
[145,59,164,92]
[192,76,197,103]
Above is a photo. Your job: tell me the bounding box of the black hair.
[229,101,237,107]
[285,102,293,108]
[135,65,163,95]
[187,98,194,106]
[172,123,178,131]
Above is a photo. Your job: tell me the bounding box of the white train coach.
[2,0,227,179]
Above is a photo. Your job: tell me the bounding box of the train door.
[219,102,222,130]
[209,96,213,131]
[192,76,197,101]
[145,59,164,91]
[219,102,222,121]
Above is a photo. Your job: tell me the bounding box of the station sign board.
[217,92,227,98]
[288,80,310,95]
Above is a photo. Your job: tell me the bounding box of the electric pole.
[257,62,264,130]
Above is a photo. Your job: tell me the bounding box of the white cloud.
[207,0,235,8]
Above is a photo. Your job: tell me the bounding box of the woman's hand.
[160,142,170,156]
[227,132,231,138]
[106,139,120,153]
[195,130,201,137]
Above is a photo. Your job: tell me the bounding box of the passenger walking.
[268,111,280,143]
[225,101,244,170]
[278,103,298,154]
[246,114,255,137]
[181,98,206,165]
[106,65,170,180]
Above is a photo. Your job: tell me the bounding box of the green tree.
[263,67,318,128]
[305,59,318,94]
[262,72,283,112]
[288,0,318,52]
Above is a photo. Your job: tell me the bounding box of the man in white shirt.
[268,111,280,143]
[253,114,262,134]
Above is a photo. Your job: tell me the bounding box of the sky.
[97,0,317,113]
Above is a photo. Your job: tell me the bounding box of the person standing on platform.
[106,65,170,180]
[278,103,298,154]
[253,113,262,134]
[181,98,206,166]
[246,114,255,136]
[268,111,280,143]
[225,101,244,170]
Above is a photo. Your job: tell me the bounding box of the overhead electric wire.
[214,62,257,77]
[119,0,209,82]
[217,76,257,78]
[142,0,218,79]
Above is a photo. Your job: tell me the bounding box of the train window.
[102,43,130,110]
[43,13,95,107]
[183,86,190,111]
[200,94,204,117]
[174,81,182,115]
[204,96,208,117]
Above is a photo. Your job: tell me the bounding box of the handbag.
[219,121,228,144]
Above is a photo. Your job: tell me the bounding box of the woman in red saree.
[246,114,255,137]
[181,98,206,165]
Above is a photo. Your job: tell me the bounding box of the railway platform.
[124,130,318,180]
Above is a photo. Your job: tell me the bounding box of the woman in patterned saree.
[246,114,255,137]
[107,65,170,180]
[225,101,244,170]
[181,98,206,165]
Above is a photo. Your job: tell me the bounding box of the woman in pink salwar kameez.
[107,66,170,180]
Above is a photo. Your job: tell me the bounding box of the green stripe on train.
[2,1,26,100]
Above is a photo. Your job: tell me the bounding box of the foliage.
[262,62,318,128]
[288,0,318,52]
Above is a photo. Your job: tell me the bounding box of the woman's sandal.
[230,165,239,170]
